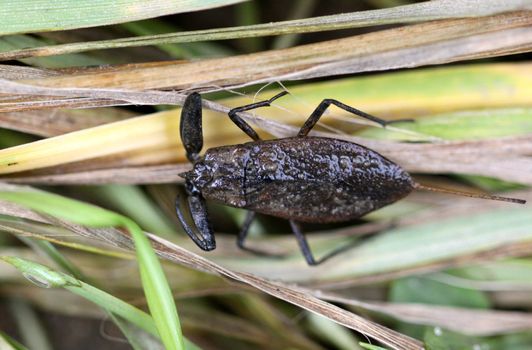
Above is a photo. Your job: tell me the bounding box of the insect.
[175,91,526,265]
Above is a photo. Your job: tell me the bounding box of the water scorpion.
[176,91,526,265]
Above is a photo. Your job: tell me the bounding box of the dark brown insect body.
[181,137,413,223]
[176,91,525,265]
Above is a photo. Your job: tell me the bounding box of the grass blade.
[0,0,247,35]
[1,0,530,60]
[0,13,529,93]
[8,298,52,350]
[0,331,29,350]
[0,191,186,350]
[0,186,423,350]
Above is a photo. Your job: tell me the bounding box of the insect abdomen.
[242,137,414,223]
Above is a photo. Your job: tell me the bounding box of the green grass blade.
[121,19,233,59]
[1,0,529,59]
[0,331,29,350]
[76,185,177,236]
[2,256,151,336]
[221,206,532,282]
[359,108,532,141]
[0,0,248,35]
[17,237,85,280]
[0,35,107,68]
[0,190,186,350]
[0,256,200,350]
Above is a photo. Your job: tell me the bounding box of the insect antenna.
[413,183,526,204]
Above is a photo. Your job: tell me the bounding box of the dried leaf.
[2,0,530,60]
[4,12,530,94]
[0,184,423,350]
[315,291,532,336]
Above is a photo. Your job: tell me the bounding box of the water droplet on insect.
[263,162,278,172]
[354,155,365,164]
[22,272,53,288]
[433,327,442,336]
[339,157,350,169]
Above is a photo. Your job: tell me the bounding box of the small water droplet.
[433,327,442,336]
[313,155,322,163]
[22,272,53,288]
[263,162,278,172]
[354,155,365,164]
[297,173,306,180]
[339,156,350,169]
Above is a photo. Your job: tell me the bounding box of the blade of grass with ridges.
[1,0,530,60]
[0,191,187,350]
[0,0,248,35]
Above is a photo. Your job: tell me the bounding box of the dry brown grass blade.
[0,184,422,350]
[1,0,529,61]
[1,102,530,184]
[5,12,530,95]
[0,64,56,80]
[1,164,188,185]
[315,292,532,336]
[0,108,134,137]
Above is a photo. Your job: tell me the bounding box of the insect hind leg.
[290,220,362,266]
[298,99,410,137]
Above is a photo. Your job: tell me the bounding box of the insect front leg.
[175,182,216,251]
[298,99,410,137]
[180,92,204,163]
[228,91,289,141]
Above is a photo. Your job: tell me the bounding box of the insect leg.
[289,220,317,266]
[237,211,285,257]
[180,92,204,163]
[298,99,407,137]
[237,211,256,250]
[175,190,216,251]
[228,91,289,141]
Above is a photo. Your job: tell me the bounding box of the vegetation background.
[0,1,531,349]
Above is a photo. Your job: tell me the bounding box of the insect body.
[176,91,525,265]
[181,137,413,223]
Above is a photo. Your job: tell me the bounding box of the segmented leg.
[228,91,289,141]
[289,220,317,266]
[237,211,285,257]
[175,189,216,251]
[237,211,256,250]
[180,92,204,163]
[298,99,396,137]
